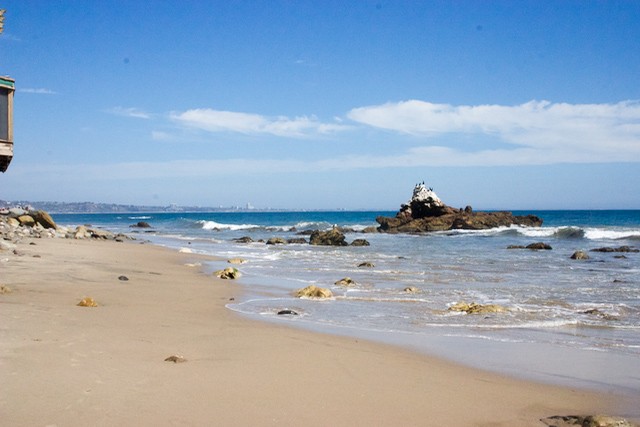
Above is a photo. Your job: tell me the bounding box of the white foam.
[584,228,640,240]
[199,220,259,231]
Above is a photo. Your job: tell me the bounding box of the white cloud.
[347,99,640,164]
[171,108,350,137]
[107,107,152,119]
[18,88,57,95]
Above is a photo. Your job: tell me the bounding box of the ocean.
[52,210,640,394]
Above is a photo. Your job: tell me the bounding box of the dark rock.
[164,355,187,363]
[233,236,254,243]
[277,309,299,316]
[583,309,619,321]
[130,221,152,228]
[507,245,526,249]
[525,242,552,250]
[266,237,287,245]
[591,246,639,253]
[350,239,370,246]
[309,228,348,246]
[287,238,308,244]
[118,275,129,281]
[31,210,57,229]
[377,183,542,233]
[361,226,379,233]
[358,262,375,268]
[335,277,357,286]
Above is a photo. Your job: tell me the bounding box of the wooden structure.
[0,76,15,172]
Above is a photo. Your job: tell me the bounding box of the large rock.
[309,228,348,246]
[377,183,543,233]
[31,210,57,229]
[449,301,508,314]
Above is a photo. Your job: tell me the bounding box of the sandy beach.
[1,236,636,426]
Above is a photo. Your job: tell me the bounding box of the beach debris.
[570,250,590,260]
[214,267,241,280]
[77,297,98,307]
[309,228,348,246]
[335,277,357,287]
[184,262,202,267]
[448,301,508,314]
[164,355,187,363]
[178,247,193,253]
[358,262,375,268]
[227,258,246,265]
[350,239,370,246]
[118,275,129,281]
[0,285,12,294]
[540,414,637,427]
[266,237,287,245]
[403,286,419,294]
[294,285,333,299]
[277,309,299,316]
[591,246,639,253]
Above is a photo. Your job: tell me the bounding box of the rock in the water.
[403,286,419,293]
[294,285,333,299]
[266,237,287,245]
[77,297,98,307]
[309,228,348,246]
[214,267,241,280]
[449,301,508,314]
[526,242,552,250]
[130,221,152,228]
[164,355,187,363]
[277,309,299,316]
[583,309,619,321]
[591,246,639,253]
[376,182,542,233]
[227,258,246,265]
[541,415,637,427]
[570,250,590,260]
[358,262,375,268]
[287,238,308,244]
[350,239,370,246]
[335,277,357,286]
[233,236,254,243]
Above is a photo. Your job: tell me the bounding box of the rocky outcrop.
[376,183,542,233]
[541,415,638,427]
[591,246,639,253]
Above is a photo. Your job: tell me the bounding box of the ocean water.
[53,210,640,394]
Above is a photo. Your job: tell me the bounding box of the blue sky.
[1,1,639,210]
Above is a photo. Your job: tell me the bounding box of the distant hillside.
[0,200,251,214]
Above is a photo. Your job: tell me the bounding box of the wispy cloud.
[347,99,640,164]
[107,106,152,119]
[18,88,57,95]
[170,108,350,138]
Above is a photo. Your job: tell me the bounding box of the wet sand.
[1,237,635,426]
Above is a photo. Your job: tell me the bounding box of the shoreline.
[1,237,638,426]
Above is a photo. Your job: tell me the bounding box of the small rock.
[277,309,299,316]
[118,275,129,281]
[164,355,187,363]
[0,285,12,294]
[233,236,254,243]
[526,242,552,250]
[130,221,152,228]
[286,238,308,244]
[403,286,419,293]
[358,262,375,268]
[570,250,590,260]
[214,267,241,280]
[227,258,246,265]
[266,237,287,245]
[350,239,370,246]
[449,301,508,314]
[335,277,357,286]
[77,297,98,307]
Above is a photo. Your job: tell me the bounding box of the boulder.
[335,277,357,286]
[214,267,241,280]
[294,285,333,299]
[350,239,370,246]
[31,210,57,229]
[17,215,35,227]
[570,250,590,260]
[309,228,348,246]
[287,238,308,244]
[526,242,552,250]
[74,225,91,239]
[130,221,152,228]
[377,182,543,233]
[449,301,508,314]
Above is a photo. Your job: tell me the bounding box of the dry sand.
[0,237,636,426]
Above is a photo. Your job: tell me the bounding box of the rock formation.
[376,183,542,233]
